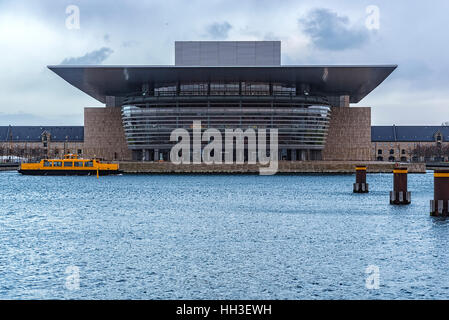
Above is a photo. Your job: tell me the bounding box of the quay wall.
[0,164,19,171]
[118,161,426,174]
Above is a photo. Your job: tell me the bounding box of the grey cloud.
[206,21,232,40]
[121,40,139,48]
[299,8,370,51]
[60,47,113,65]
[2,0,449,126]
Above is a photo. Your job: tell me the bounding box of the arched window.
[378,149,382,155]
[389,156,395,162]
[389,149,394,155]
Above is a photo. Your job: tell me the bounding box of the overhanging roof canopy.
[48,65,397,104]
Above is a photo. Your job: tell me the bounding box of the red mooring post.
[353,166,369,193]
[390,167,411,205]
[431,169,449,216]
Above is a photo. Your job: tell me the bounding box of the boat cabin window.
[53,161,62,167]
[64,161,73,167]
[43,161,52,167]
[74,161,83,167]
[84,161,93,167]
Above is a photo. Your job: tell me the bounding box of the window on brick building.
[378,149,382,155]
[389,149,394,155]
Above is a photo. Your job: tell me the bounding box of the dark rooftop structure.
[0,126,84,142]
[372,125,449,142]
[174,41,281,66]
[48,65,397,105]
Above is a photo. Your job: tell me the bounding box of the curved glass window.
[122,103,331,150]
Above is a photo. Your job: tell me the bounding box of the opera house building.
[49,41,396,162]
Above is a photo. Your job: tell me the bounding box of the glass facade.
[121,81,331,161]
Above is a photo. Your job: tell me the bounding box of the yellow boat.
[18,154,121,176]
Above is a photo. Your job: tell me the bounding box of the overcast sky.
[0,0,448,126]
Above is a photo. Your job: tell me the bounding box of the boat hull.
[18,169,121,176]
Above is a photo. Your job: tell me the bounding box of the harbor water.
[1,171,449,299]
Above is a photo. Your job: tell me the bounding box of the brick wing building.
[0,126,84,161]
[372,125,449,163]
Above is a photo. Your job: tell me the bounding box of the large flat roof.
[48,65,397,104]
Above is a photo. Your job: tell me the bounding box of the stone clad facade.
[83,105,373,162]
[84,107,132,161]
[322,107,371,161]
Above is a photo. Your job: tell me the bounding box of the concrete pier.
[390,167,411,205]
[353,166,368,193]
[431,169,449,216]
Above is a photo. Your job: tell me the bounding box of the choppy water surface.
[1,171,449,299]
